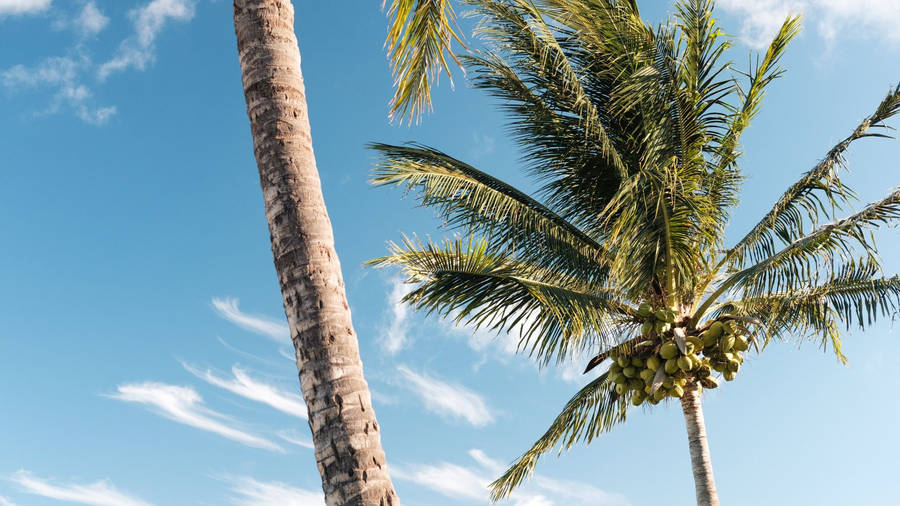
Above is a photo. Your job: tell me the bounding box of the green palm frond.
[368,235,632,365]
[489,371,628,501]
[725,189,900,298]
[385,0,465,124]
[720,261,900,362]
[369,142,609,281]
[705,15,800,228]
[726,84,900,267]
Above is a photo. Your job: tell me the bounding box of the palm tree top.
[372,0,900,500]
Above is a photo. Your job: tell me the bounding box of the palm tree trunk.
[233,1,399,504]
[680,381,720,506]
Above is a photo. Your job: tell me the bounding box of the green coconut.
[631,393,645,406]
[641,321,653,335]
[733,336,749,351]
[671,385,685,397]
[653,388,667,401]
[723,370,736,381]
[617,356,630,367]
[686,336,703,349]
[664,358,679,374]
[638,304,652,317]
[719,335,735,352]
[615,384,626,395]
[631,357,645,367]
[707,321,724,339]
[660,342,678,359]
[677,356,692,372]
[700,377,719,389]
[622,366,637,378]
[639,369,655,382]
[646,356,661,371]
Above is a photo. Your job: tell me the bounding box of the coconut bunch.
[605,305,752,407]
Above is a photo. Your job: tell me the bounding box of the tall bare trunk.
[680,381,720,506]
[233,2,399,504]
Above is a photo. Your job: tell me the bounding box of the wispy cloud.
[1,52,116,125]
[108,382,283,452]
[0,0,50,17]
[74,1,108,36]
[98,0,195,80]
[9,471,152,506]
[212,297,290,342]
[719,0,900,49]
[183,362,307,419]
[380,277,412,354]
[397,365,494,427]
[276,429,315,450]
[394,449,628,506]
[224,476,323,506]
[0,496,16,506]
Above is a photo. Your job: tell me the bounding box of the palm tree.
[368,1,900,504]
[232,0,461,503]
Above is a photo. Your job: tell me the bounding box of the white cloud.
[276,429,315,449]
[0,496,16,506]
[9,471,152,506]
[394,449,628,506]
[718,0,900,49]
[212,297,290,342]
[0,0,50,17]
[75,2,108,36]
[108,382,283,452]
[380,277,412,354]
[183,362,307,419]
[397,365,494,427]
[98,0,195,80]
[1,53,116,125]
[225,476,323,506]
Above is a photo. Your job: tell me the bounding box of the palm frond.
[726,84,900,267]
[489,371,628,501]
[722,261,900,362]
[369,142,609,281]
[385,0,465,124]
[726,189,900,298]
[368,235,632,365]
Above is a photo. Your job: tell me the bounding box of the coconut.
[707,321,724,339]
[617,356,630,367]
[660,342,678,359]
[615,384,626,395]
[686,336,703,348]
[641,321,653,335]
[723,370,736,381]
[631,357,645,367]
[733,336,749,351]
[677,356,691,372]
[639,369,655,382]
[653,388,667,401]
[700,377,719,389]
[664,358,679,374]
[646,356,661,371]
[631,393,645,406]
[622,366,637,378]
[638,303,652,317]
[671,385,685,397]
[719,335,735,352]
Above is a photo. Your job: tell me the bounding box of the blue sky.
[0,0,898,505]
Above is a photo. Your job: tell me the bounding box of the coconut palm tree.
[367,1,900,504]
[232,0,461,503]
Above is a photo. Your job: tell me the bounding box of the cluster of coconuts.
[606,304,750,407]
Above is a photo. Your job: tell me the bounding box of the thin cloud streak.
[397,365,494,427]
[212,297,289,342]
[182,362,307,419]
[381,277,411,354]
[394,449,629,506]
[224,476,323,506]
[276,430,315,450]
[108,382,283,452]
[9,471,152,506]
[98,0,195,80]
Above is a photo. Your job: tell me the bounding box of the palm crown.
[371,0,900,500]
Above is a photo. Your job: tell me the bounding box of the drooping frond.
[720,261,900,362]
[369,143,609,281]
[725,189,900,298]
[368,236,632,365]
[385,0,465,123]
[726,84,900,267]
[489,371,628,501]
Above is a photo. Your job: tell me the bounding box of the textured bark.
[680,381,720,506]
[233,2,399,504]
